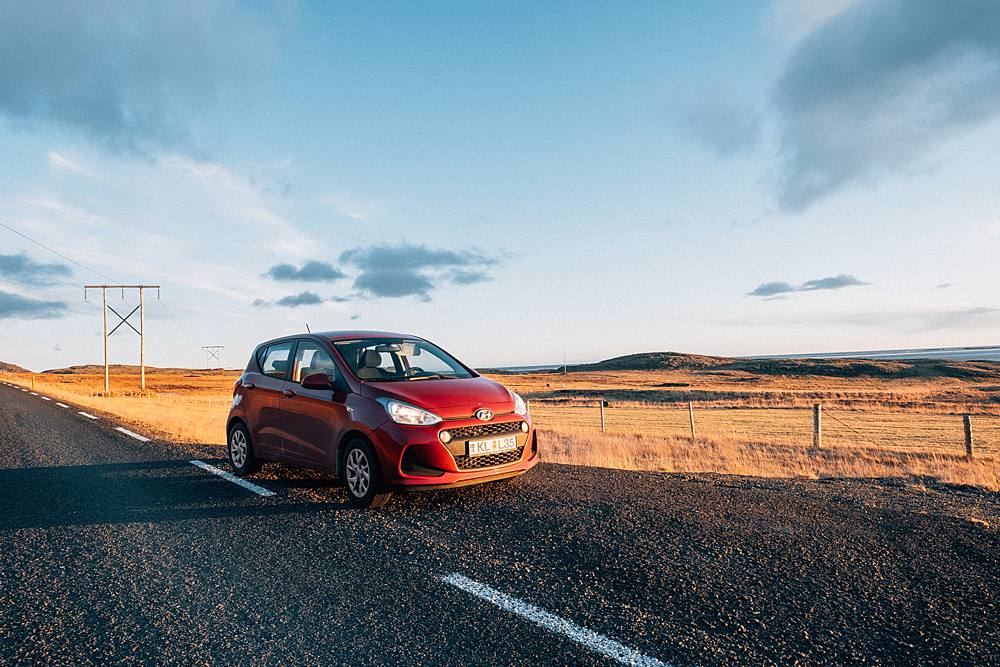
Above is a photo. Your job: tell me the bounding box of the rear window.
[258,341,295,379]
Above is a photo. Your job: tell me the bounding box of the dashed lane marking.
[115,427,151,442]
[441,573,669,667]
[78,411,99,420]
[41,396,51,401]
[188,459,276,497]
[56,403,70,408]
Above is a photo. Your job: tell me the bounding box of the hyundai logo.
[475,408,493,421]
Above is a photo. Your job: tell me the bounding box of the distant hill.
[42,365,237,376]
[0,361,29,373]
[536,351,1000,380]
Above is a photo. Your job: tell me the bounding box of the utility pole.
[203,345,225,369]
[85,284,160,393]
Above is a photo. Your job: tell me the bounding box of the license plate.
[467,435,518,457]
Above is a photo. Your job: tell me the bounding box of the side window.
[259,341,295,379]
[291,341,339,384]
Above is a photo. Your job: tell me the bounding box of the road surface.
[1,379,998,665]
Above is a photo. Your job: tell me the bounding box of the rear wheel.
[342,438,392,508]
[228,422,262,476]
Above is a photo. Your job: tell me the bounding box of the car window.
[291,340,339,384]
[259,341,295,379]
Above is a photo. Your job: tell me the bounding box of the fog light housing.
[520,421,529,433]
[439,430,452,444]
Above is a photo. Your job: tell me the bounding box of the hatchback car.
[226,331,538,507]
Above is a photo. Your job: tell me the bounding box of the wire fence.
[527,400,999,459]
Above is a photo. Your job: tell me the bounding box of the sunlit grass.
[7,369,998,490]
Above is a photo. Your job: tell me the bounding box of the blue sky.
[2,0,999,370]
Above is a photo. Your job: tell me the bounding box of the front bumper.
[371,415,540,489]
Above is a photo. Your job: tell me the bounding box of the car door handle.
[283,389,297,397]
[241,381,255,389]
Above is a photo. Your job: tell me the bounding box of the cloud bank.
[748,274,868,297]
[0,290,67,319]
[264,260,345,282]
[339,243,495,300]
[774,0,1000,211]
[0,253,71,285]
[0,0,272,152]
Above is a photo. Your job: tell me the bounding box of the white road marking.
[78,411,99,420]
[56,403,70,408]
[188,459,276,497]
[30,392,38,395]
[441,573,669,667]
[41,396,51,401]
[115,427,150,442]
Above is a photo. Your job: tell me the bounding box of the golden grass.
[540,427,1000,490]
[7,372,234,446]
[527,403,1000,457]
[6,368,998,490]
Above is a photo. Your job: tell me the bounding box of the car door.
[279,339,351,467]
[246,340,296,458]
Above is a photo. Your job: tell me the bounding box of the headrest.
[360,350,382,368]
[312,356,335,370]
[272,360,288,373]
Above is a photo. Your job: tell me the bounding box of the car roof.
[253,330,421,350]
[318,330,418,342]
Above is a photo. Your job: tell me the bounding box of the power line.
[155,297,200,345]
[2,219,218,368]
[0,220,119,282]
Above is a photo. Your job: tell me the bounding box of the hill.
[557,351,1000,380]
[41,365,237,376]
[0,361,29,373]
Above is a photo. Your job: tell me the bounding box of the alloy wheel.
[230,429,247,468]
[346,448,370,498]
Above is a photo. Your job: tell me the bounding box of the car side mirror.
[301,373,334,390]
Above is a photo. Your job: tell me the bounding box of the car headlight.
[376,397,442,425]
[510,390,528,416]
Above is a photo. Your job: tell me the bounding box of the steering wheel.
[404,367,426,377]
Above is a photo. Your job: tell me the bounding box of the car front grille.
[447,421,524,440]
[453,447,524,470]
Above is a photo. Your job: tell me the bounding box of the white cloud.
[766,0,864,41]
[47,150,90,175]
[324,191,386,223]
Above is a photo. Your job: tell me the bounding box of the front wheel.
[228,422,262,476]
[342,438,392,508]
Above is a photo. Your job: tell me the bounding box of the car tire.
[342,438,392,509]
[228,422,262,476]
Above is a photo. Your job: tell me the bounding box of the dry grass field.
[5,355,999,490]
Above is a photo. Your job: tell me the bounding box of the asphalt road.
[1,379,998,666]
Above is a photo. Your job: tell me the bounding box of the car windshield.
[333,338,475,382]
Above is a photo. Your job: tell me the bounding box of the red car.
[226,331,538,507]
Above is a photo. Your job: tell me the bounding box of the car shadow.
[0,459,352,531]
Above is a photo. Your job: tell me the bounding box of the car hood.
[363,376,515,419]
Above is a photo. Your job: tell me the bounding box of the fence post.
[31,375,35,391]
[688,401,696,439]
[599,399,605,432]
[812,404,822,452]
[964,414,974,460]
